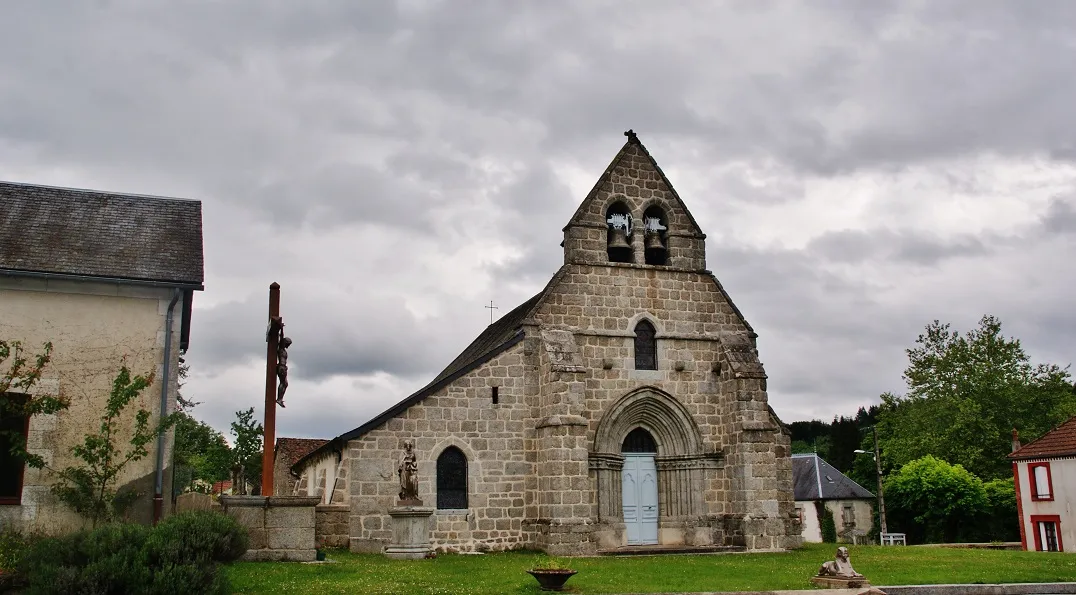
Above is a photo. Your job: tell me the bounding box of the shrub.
[146,511,249,565]
[820,507,837,543]
[0,527,31,573]
[20,511,247,595]
[22,523,151,595]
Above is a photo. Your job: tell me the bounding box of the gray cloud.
[4,1,1076,436]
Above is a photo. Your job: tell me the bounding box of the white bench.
[881,532,906,546]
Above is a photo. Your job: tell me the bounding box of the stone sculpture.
[275,325,292,408]
[398,440,420,504]
[818,546,863,578]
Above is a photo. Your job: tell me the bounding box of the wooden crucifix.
[261,282,292,497]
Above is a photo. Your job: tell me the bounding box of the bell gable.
[561,130,707,270]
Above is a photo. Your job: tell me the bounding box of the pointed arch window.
[436,446,468,509]
[634,320,657,370]
[622,427,658,453]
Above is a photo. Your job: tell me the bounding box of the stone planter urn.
[526,569,578,591]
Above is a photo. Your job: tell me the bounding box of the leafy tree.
[879,315,1076,480]
[0,340,69,469]
[229,408,263,495]
[173,413,232,495]
[52,365,177,527]
[979,477,1019,542]
[884,455,987,543]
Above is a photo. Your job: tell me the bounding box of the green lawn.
[224,542,1076,595]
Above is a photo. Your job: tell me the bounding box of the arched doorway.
[621,428,658,544]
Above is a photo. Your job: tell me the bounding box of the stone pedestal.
[384,505,435,560]
[220,495,320,562]
[809,575,872,589]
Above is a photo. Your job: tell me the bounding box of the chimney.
[1011,428,1021,453]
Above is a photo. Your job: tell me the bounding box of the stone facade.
[294,133,802,555]
[315,504,350,548]
[0,278,187,534]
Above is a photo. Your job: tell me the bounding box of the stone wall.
[346,345,533,553]
[315,504,349,548]
[221,495,319,561]
[0,277,181,535]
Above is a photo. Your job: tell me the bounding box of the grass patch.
[224,542,1076,594]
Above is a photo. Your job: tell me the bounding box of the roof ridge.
[1009,415,1076,459]
[0,179,201,203]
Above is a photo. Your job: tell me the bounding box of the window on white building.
[1031,463,1053,501]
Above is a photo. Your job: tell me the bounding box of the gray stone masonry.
[307,135,800,555]
[221,495,319,562]
[315,504,349,548]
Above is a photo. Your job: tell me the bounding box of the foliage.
[979,477,1019,542]
[788,406,879,472]
[879,315,1076,480]
[884,455,987,543]
[224,543,1076,594]
[230,408,263,494]
[0,527,39,573]
[21,522,152,594]
[532,555,573,570]
[51,364,177,527]
[0,340,69,469]
[175,358,199,412]
[20,511,246,595]
[145,509,249,565]
[174,412,232,495]
[819,505,837,543]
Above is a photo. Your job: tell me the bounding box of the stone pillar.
[384,505,435,560]
[589,452,625,550]
[535,329,593,555]
[221,495,320,561]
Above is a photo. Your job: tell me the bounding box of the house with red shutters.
[1009,419,1076,552]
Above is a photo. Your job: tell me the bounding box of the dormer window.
[634,320,657,370]
[606,202,633,263]
[642,206,668,266]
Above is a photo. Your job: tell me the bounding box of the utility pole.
[873,425,889,540]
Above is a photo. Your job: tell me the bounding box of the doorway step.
[598,544,747,556]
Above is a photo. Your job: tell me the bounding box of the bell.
[645,232,665,250]
[608,227,631,249]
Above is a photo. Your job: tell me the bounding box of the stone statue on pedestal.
[811,547,882,592]
[818,546,862,578]
[397,440,420,505]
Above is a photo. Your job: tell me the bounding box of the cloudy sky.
[3,1,1075,441]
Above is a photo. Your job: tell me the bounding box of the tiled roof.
[275,437,330,467]
[1010,417,1076,460]
[792,454,874,501]
[293,287,551,472]
[0,181,204,286]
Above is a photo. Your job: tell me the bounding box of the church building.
[293,131,802,555]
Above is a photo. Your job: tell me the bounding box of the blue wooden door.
[622,454,659,544]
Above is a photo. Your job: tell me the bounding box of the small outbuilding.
[792,453,875,543]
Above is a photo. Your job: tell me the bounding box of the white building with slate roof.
[792,453,875,543]
[0,181,203,534]
[292,132,802,555]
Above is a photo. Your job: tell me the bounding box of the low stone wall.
[175,492,218,513]
[220,495,320,562]
[315,504,349,549]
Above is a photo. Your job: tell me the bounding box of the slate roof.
[275,437,330,468]
[1010,417,1076,460]
[293,288,550,471]
[792,454,874,501]
[0,181,204,287]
